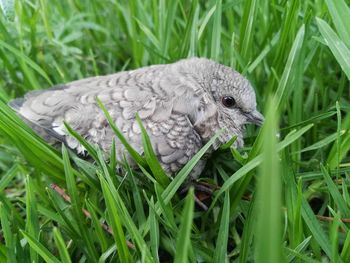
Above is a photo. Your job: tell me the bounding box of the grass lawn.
[1,0,350,262]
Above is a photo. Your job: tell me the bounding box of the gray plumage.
[9,58,263,177]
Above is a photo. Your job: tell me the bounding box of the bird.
[9,57,263,178]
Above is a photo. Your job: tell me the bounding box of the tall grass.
[0,0,350,262]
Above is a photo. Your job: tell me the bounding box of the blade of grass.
[285,236,312,262]
[85,200,109,252]
[255,97,282,263]
[321,164,350,217]
[316,17,350,80]
[136,114,169,187]
[64,121,98,161]
[213,123,313,203]
[163,0,180,57]
[53,227,72,263]
[96,98,146,167]
[0,202,17,263]
[274,24,305,112]
[25,175,40,263]
[149,197,160,263]
[299,131,345,153]
[62,144,99,262]
[239,195,256,263]
[124,156,146,227]
[301,198,332,257]
[198,4,216,40]
[173,188,194,263]
[330,213,341,263]
[154,183,177,231]
[20,230,60,263]
[0,39,52,86]
[213,190,230,263]
[327,110,350,169]
[100,178,132,263]
[238,0,258,66]
[341,230,350,261]
[97,167,153,261]
[325,0,350,48]
[0,164,20,191]
[161,130,222,205]
[180,0,199,57]
[210,0,221,60]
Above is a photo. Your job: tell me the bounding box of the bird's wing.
[8,66,179,153]
[143,113,202,174]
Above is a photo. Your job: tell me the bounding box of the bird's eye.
[221,96,236,108]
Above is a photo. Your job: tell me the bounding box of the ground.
[0,0,350,262]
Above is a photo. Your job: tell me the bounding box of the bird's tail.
[8,98,25,112]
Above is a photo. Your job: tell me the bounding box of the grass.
[0,0,350,262]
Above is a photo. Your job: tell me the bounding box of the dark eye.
[221,96,236,108]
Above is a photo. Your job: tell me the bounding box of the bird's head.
[172,58,264,149]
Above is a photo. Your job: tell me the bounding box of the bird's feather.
[8,57,262,176]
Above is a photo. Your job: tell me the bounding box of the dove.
[9,57,263,178]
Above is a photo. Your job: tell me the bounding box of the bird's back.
[8,63,203,174]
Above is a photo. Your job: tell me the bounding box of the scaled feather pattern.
[9,58,264,177]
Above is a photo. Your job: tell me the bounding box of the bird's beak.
[245,110,264,126]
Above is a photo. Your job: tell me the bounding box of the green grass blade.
[284,247,320,263]
[0,202,16,263]
[136,114,169,187]
[46,188,80,237]
[299,131,345,153]
[285,236,312,262]
[99,177,132,263]
[301,198,331,257]
[341,230,350,261]
[327,110,350,169]
[325,0,350,48]
[134,17,160,51]
[98,244,117,263]
[274,24,305,111]
[321,164,350,217]
[149,197,160,263]
[180,0,199,57]
[316,17,350,80]
[163,0,179,56]
[154,183,177,231]
[254,97,282,263]
[213,190,230,263]
[62,144,99,262]
[330,213,341,263]
[0,39,53,86]
[239,196,256,263]
[20,230,60,263]
[96,98,146,167]
[210,0,221,60]
[25,176,40,263]
[161,130,222,205]
[0,164,19,191]
[64,121,99,161]
[198,5,216,40]
[214,123,313,202]
[53,227,72,263]
[85,201,109,252]
[98,165,153,261]
[124,157,146,227]
[238,0,258,66]
[0,101,64,180]
[173,188,194,263]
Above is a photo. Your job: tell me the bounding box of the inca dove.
[9,58,263,177]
